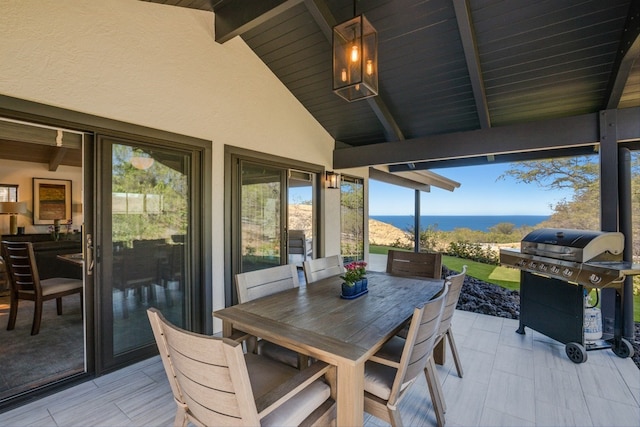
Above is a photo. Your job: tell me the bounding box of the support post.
[414,189,420,252]
[599,109,619,339]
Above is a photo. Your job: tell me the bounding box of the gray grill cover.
[520,228,623,263]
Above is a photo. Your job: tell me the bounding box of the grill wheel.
[612,338,634,359]
[565,342,587,363]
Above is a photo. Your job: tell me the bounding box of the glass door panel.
[99,138,191,365]
[240,162,284,273]
[288,170,314,266]
[341,176,364,263]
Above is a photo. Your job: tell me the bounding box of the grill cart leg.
[609,287,635,359]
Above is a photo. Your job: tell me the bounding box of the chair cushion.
[258,340,300,368]
[40,277,83,296]
[261,381,330,427]
[364,335,408,401]
[245,353,331,426]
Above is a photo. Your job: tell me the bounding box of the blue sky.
[369,163,575,216]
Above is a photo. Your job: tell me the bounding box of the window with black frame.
[340,175,364,263]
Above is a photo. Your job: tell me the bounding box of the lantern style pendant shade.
[333,14,378,102]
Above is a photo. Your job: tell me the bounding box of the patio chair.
[235,264,307,368]
[363,285,448,427]
[386,250,443,279]
[288,229,312,261]
[433,265,467,378]
[1,241,83,335]
[302,255,344,284]
[147,308,336,427]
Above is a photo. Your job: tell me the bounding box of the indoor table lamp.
[0,202,27,235]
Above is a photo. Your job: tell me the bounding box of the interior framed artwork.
[33,178,72,225]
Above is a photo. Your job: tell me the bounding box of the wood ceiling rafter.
[214,0,406,143]
[452,0,490,130]
[303,0,405,142]
[214,0,305,44]
[604,0,640,109]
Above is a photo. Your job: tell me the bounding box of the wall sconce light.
[0,201,27,235]
[333,11,378,102]
[325,171,340,189]
[130,149,154,170]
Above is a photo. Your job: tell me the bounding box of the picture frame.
[32,178,72,225]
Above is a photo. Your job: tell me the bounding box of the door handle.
[86,233,94,276]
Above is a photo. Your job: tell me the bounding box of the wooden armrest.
[226,328,251,343]
[256,360,332,418]
[368,354,401,368]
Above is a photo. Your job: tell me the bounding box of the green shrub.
[446,240,499,265]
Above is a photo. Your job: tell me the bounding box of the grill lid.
[520,228,624,263]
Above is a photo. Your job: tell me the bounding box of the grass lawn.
[370,245,640,322]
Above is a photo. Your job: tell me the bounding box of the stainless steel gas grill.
[500,228,640,363]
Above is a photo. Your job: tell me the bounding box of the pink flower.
[341,261,368,286]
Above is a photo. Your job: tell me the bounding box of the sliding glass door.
[239,161,285,273]
[228,152,320,302]
[96,136,203,371]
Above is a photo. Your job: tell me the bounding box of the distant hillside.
[289,204,411,247]
[369,218,412,247]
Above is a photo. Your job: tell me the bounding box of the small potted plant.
[340,261,368,297]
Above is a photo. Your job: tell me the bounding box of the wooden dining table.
[213,270,445,427]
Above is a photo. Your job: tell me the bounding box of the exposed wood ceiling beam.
[214,0,304,43]
[303,0,334,40]
[452,0,490,129]
[334,107,640,169]
[49,147,68,171]
[604,0,640,109]
[369,167,430,192]
[365,95,405,141]
[388,146,600,171]
[216,0,405,142]
[304,0,405,142]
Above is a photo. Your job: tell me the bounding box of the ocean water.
[370,215,550,232]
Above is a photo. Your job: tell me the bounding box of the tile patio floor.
[1,254,638,426]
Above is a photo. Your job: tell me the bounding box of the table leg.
[336,361,364,426]
[222,320,233,338]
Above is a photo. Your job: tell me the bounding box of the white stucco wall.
[0,0,353,333]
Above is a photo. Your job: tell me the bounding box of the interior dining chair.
[386,250,443,279]
[147,308,336,427]
[433,265,467,379]
[1,241,83,335]
[235,264,307,369]
[302,255,344,284]
[363,285,448,427]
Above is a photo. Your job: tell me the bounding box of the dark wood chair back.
[386,250,443,279]
[1,240,82,335]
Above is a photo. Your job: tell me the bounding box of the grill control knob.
[589,274,602,285]
[538,264,548,272]
[550,266,560,274]
[528,262,537,269]
[562,268,573,277]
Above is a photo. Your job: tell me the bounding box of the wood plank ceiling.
[146,0,640,172]
[8,1,637,172]
[78,1,640,173]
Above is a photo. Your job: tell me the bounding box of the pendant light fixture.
[130,148,154,170]
[333,1,378,102]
